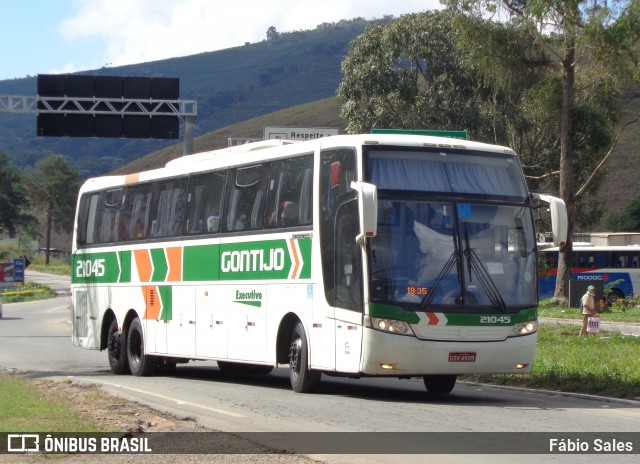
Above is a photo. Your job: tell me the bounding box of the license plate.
[448,352,476,362]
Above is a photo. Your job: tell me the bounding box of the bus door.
[320,148,363,373]
[333,199,364,372]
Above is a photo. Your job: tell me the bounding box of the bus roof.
[78,133,519,195]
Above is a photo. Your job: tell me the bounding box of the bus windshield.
[365,148,536,310]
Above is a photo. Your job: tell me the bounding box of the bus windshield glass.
[365,148,536,310]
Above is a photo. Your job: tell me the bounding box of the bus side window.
[149,178,187,238]
[320,147,357,307]
[224,165,268,232]
[334,200,363,311]
[265,154,313,229]
[97,188,124,243]
[121,184,155,241]
[184,171,226,234]
[77,193,100,245]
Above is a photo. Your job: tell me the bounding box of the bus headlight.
[509,321,538,337]
[365,316,415,336]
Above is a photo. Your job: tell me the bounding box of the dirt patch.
[31,378,204,433]
[4,378,319,464]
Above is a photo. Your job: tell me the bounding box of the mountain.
[0,18,381,177]
[112,96,346,175]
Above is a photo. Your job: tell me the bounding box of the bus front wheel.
[107,318,129,375]
[126,317,157,376]
[423,375,457,394]
[289,322,321,393]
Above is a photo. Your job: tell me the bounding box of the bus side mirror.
[351,181,378,244]
[532,193,568,247]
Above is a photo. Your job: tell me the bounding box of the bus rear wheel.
[423,375,457,394]
[289,322,321,393]
[107,318,129,375]
[126,317,157,376]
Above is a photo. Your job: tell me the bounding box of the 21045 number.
[480,315,511,324]
[76,258,106,278]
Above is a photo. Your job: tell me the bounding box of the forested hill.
[0,18,381,177]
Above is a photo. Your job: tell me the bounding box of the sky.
[1,0,442,81]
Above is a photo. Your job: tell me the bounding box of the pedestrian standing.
[579,285,597,336]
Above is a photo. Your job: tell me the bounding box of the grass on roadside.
[0,375,105,432]
[474,323,640,400]
[538,298,640,324]
[1,282,57,303]
[28,263,71,276]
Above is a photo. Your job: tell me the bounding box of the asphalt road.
[1,273,639,463]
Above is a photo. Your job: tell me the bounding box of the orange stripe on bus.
[166,247,182,282]
[143,285,162,320]
[134,249,153,282]
[124,173,140,184]
[289,239,300,279]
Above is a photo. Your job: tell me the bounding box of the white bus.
[71,134,567,394]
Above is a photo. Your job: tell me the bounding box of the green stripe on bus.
[298,239,312,278]
[72,252,120,284]
[151,248,168,282]
[160,286,172,321]
[73,238,313,284]
[183,244,220,281]
[368,303,537,326]
[368,303,421,324]
[218,239,293,281]
[442,308,537,326]
[118,250,131,283]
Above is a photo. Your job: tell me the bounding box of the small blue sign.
[13,258,25,283]
[458,204,471,219]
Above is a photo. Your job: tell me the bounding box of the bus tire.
[289,322,321,393]
[107,318,129,375]
[423,375,457,394]
[126,317,156,377]
[606,289,623,306]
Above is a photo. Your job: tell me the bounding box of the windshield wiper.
[463,223,507,311]
[420,250,460,309]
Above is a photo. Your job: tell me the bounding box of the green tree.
[266,26,280,43]
[337,11,493,136]
[364,0,640,299]
[434,2,640,300]
[0,151,31,237]
[24,155,80,265]
[606,195,640,231]
[452,13,617,230]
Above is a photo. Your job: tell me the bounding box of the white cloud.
[59,0,439,68]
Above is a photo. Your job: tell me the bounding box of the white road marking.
[69,376,245,418]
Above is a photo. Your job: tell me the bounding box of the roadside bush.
[1,282,56,303]
[612,295,639,312]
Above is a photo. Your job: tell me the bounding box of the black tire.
[423,375,457,394]
[126,317,157,376]
[606,289,623,306]
[289,322,321,393]
[107,318,130,375]
[217,361,274,375]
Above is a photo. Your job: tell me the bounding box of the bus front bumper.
[360,327,537,376]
